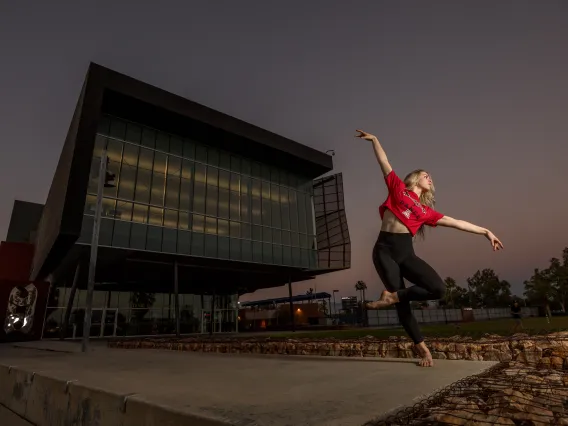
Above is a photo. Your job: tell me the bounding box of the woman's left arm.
[437,216,504,251]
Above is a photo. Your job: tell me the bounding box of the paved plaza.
[0,341,496,425]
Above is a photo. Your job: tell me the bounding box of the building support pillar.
[288,276,295,332]
[174,261,180,337]
[210,288,216,337]
[60,262,81,340]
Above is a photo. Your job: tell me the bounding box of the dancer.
[356,129,503,367]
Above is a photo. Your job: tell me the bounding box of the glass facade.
[42,286,239,338]
[78,115,318,268]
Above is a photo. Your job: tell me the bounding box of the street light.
[82,148,109,352]
[332,290,339,317]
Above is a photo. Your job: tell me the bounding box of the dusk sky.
[1,1,567,302]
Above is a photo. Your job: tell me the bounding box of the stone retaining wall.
[368,362,568,425]
[108,332,568,367]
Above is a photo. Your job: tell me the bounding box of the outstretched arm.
[437,216,504,251]
[355,130,392,176]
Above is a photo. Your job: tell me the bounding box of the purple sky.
[1,1,567,301]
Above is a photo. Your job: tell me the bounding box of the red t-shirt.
[379,171,444,236]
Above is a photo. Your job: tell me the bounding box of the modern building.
[239,292,332,330]
[11,63,351,339]
[341,296,358,312]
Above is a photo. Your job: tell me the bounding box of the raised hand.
[355,129,377,141]
[486,231,504,251]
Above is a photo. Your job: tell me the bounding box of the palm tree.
[354,281,368,326]
[355,280,367,304]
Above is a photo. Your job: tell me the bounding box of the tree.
[546,248,568,312]
[441,277,470,308]
[355,280,367,304]
[319,299,329,316]
[130,291,156,308]
[466,269,512,308]
[130,292,156,321]
[524,268,554,307]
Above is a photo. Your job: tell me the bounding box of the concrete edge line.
[265,354,419,363]
[149,350,422,364]
[124,395,237,426]
[0,363,236,426]
[0,402,32,425]
[210,352,500,366]
[11,344,75,354]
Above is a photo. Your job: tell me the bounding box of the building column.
[288,276,295,332]
[174,261,180,337]
[60,261,81,340]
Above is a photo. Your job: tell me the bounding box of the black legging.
[372,231,446,344]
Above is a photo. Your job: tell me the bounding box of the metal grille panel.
[312,173,351,270]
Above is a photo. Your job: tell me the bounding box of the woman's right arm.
[355,130,392,176]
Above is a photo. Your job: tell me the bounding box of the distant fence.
[366,307,538,327]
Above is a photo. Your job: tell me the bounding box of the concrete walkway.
[0,341,497,426]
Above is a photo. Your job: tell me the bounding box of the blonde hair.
[403,169,436,240]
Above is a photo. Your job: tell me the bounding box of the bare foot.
[366,290,399,310]
[415,342,434,367]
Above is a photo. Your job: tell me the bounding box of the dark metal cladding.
[6,201,44,244]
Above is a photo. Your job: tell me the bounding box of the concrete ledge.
[0,364,233,426]
[123,395,235,426]
[25,373,70,425]
[0,365,33,417]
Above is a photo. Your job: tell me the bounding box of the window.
[141,128,155,149]
[218,236,230,259]
[177,230,191,254]
[126,123,141,144]
[132,204,148,223]
[134,169,151,204]
[162,228,177,253]
[84,115,318,266]
[165,175,180,209]
[218,188,229,219]
[191,232,204,255]
[183,140,195,159]
[230,238,240,260]
[115,201,132,221]
[205,234,217,257]
[99,219,114,246]
[169,137,183,156]
[130,223,147,250]
[155,133,169,152]
[206,185,218,217]
[112,221,130,248]
[146,226,162,252]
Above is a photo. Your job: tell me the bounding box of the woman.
[356,129,504,367]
